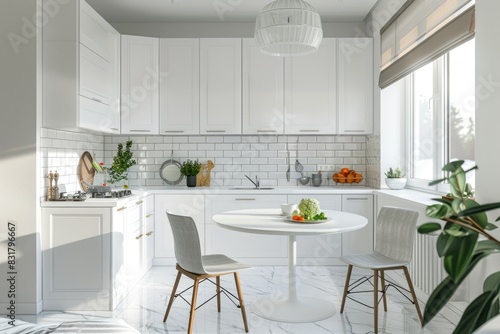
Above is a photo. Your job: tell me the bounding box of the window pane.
[412,62,434,180]
[449,39,475,186]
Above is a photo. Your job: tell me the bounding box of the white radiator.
[409,233,445,295]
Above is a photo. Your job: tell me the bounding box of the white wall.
[110,21,367,38]
[471,0,500,301]
[0,0,41,314]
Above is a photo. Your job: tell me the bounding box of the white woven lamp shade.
[254,0,323,56]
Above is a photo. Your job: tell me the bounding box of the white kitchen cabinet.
[121,35,159,135]
[42,207,113,310]
[205,195,288,265]
[341,194,374,256]
[200,38,242,134]
[159,39,200,135]
[337,38,374,134]
[143,195,155,271]
[42,0,120,134]
[154,194,205,265]
[284,38,337,135]
[287,195,343,264]
[41,194,153,311]
[242,39,284,134]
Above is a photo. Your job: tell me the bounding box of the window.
[407,39,475,191]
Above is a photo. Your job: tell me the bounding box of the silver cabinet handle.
[135,234,143,240]
[300,130,320,133]
[235,198,256,201]
[206,130,226,133]
[110,128,119,131]
[136,200,144,205]
[345,197,369,200]
[146,231,153,237]
[164,130,185,133]
[344,130,365,133]
[130,130,151,133]
[91,97,103,103]
[146,214,153,218]
[117,206,127,211]
[257,129,277,133]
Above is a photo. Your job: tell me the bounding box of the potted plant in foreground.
[384,167,407,189]
[180,159,201,187]
[108,140,136,188]
[418,161,500,333]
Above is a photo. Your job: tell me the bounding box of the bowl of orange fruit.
[332,167,363,184]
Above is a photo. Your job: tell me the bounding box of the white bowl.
[281,203,298,216]
[385,178,407,190]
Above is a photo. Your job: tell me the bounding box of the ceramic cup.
[312,173,322,187]
[281,203,298,216]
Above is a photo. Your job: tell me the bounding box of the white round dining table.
[212,208,368,323]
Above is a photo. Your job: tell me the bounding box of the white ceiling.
[85,0,379,23]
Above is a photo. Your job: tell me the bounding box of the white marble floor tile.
[20,266,457,333]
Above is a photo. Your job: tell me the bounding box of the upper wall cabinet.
[200,39,242,135]
[337,38,374,134]
[159,39,200,135]
[42,0,120,134]
[121,35,159,135]
[242,39,284,135]
[284,38,337,135]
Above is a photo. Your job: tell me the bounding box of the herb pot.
[385,178,407,190]
[186,175,197,187]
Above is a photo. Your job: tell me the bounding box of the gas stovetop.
[90,189,133,198]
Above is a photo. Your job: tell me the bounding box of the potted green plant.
[108,140,136,188]
[180,159,201,187]
[418,160,500,333]
[384,167,407,190]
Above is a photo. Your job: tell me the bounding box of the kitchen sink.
[230,187,275,190]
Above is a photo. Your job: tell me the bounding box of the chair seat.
[202,254,253,275]
[340,252,409,269]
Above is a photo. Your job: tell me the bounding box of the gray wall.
[0,0,41,314]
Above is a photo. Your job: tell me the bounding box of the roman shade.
[379,0,475,89]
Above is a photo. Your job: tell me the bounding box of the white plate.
[286,217,330,224]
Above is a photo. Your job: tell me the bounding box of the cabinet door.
[284,38,337,134]
[159,39,200,135]
[338,38,373,134]
[154,195,205,263]
[200,38,242,134]
[42,208,112,310]
[121,35,159,134]
[288,195,342,264]
[205,195,287,264]
[80,1,115,61]
[79,96,119,134]
[341,195,374,256]
[80,44,112,105]
[242,38,284,134]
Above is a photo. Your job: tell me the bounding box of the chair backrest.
[374,206,419,263]
[166,211,206,274]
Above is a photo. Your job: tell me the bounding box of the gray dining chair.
[339,206,422,333]
[163,211,252,334]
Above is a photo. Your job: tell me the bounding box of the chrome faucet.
[245,175,260,189]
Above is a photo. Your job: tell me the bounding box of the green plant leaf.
[442,160,464,172]
[418,223,442,234]
[427,204,451,219]
[423,250,493,326]
[449,169,466,198]
[443,233,478,281]
[429,177,447,186]
[436,228,459,257]
[444,227,469,237]
[451,198,463,213]
[458,202,500,218]
[485,223,498,231]
[484,272,500,293]
[476,240,500,253]
[452,291,499,334]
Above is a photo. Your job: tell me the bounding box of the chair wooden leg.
[340,264,353,313]
[187,278,200,334]
[234,272,249,333]
[374,270,379,333]
[216,276,221,312]
[380,270,388,312]
[163,270,182,323]
[403,267,423,324]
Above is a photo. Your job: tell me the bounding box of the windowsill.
[374,188,443,208]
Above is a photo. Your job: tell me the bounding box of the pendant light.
[254,0,323,56]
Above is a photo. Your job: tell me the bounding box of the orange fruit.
[337,175,346,183]
[354,173,363,183]
[347,173,355,183]
[332,173,339,183]
[341,167,350,176]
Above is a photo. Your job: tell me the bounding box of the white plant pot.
[385,178,407,190]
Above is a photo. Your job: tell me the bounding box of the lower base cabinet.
[41,195,154,311]
[341,195,374,255]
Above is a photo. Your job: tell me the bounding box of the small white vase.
[385,178,407,190]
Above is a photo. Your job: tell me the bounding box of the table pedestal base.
[251,296,336,323]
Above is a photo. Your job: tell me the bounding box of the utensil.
[159,150,184,185]
[298,173,310,185]
[295,138,303,173]
[286,142,290,182]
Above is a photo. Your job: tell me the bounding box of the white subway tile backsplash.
[40,129,371,194]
